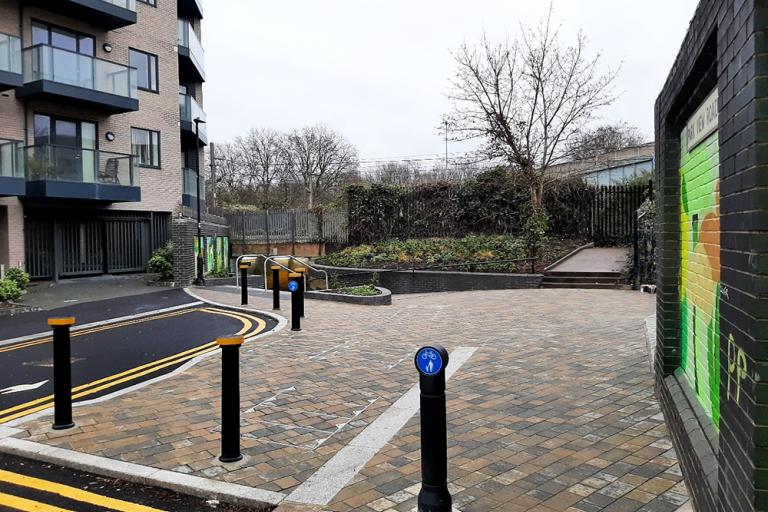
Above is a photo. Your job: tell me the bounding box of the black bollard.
[239,263,250,305]
[295,267,307,318]
[415,345,451,512]
[289,272,302,331]
[217,335,244,463]
[271,266,281,310]
[49,317,76,430]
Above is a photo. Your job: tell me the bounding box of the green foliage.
[207,268,230,278]
[523,210,550,258]
[333,285,381,296]
[0,279,22,303]
[318,235,528,271]
[148,243,174,281]
[5,267,30,290]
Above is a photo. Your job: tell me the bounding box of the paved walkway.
[547,247,630,274]
[8,288,688,511]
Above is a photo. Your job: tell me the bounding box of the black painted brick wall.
[655,1,768,510]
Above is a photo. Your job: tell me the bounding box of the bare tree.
[207,142,246,204]
[567,122,645,160]
[234,128,290,208]
[286,125,359,208]
[446,9,618,211]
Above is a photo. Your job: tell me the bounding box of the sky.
[203,0,699,163]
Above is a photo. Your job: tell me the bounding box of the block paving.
[10,288,689,511]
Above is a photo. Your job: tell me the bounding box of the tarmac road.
[0,304,277,425]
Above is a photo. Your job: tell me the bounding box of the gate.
[24,210,169,280]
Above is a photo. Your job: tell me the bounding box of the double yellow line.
[0,468,165,511]
[0,307,266,425]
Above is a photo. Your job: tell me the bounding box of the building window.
[32,21,95,56]
[129,49,158,92]
[131,128,160,168]
[137,0,157,6]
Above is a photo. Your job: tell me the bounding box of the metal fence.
[225,208,348,244]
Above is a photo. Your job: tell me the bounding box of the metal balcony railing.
[0,33,21,75]
[177,19,205,73]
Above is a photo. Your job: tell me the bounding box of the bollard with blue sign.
[415,345,451,512]
[289,273,302,331]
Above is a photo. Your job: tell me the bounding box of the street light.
[193,117,207,286]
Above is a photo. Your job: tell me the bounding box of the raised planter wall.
[314,264,542,294]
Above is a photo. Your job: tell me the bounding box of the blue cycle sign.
[415,347,443,376]
[288,280,299,292]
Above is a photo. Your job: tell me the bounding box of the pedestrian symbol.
[415,347,443,376]
[288,281,299,292]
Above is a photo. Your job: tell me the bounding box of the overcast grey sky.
[204,1,698,161]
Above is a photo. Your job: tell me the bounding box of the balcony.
[21,0,137,30]
[0,140,25,197]
[17,45,139,113]
[182,167,205,209]
[179,93,207,146]
[177,19,205,82]
[23,145,140,202]
[178,0,203,20]
[0,33,22,91]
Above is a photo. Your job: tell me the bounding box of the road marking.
[0,302,204,350]
[0,308,268,424]
[0,308,201,354]
[287,346,478,506]
[0,381,49,395]
[0,491,74,511]
[0,469,165,512]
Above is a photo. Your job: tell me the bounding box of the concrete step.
[541,282,630,290]
[542,276,623,285]
[544,271,622,279]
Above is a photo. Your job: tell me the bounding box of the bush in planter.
[148,243,174,281]
[5,267,30,290]
[0,279,22,303]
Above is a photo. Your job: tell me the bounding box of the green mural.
[679,125,721,428]
[195,236,230,275]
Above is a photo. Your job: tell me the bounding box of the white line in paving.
[286,346,478,506]
[0,302,204,348]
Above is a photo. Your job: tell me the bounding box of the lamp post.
[193,117,207,286]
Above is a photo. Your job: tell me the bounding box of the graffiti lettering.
[727,334,748,404]
[720,286,730,301]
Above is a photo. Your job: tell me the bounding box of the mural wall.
[194,235,230,275]
[679,93,721,428]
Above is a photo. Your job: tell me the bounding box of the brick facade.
[655,1,768,510]
[0,0,206,279]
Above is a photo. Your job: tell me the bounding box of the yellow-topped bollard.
[217,334,245,463]
[48,317,76,327]
[271,266,282,310]
[239,262,251,306]
[48,317,76,430]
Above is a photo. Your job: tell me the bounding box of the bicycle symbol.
[420,349,437,361]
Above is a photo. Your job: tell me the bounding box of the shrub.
[148,243,174,281]
[207,268,230,278]
[5,267,30,290]
[0,279,22,303]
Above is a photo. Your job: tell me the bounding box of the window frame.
[131,127,162,169]
[31,20,95,56]
[129,48,159,93]
[137,0,157,6]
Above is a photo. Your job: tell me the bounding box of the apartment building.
[0,0,206,280]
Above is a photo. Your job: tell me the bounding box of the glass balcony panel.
[23,145,138,187]
[179,93,207,140]
[0,34,21,74]
[104,0,137,10]
[177,19,205,71]
[0,140,23,178]
[22,45,138,99]
[183,167,204,198]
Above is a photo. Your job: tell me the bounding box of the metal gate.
[24,211,170,280]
